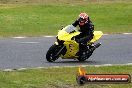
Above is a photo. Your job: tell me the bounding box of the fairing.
[56,25,103,59]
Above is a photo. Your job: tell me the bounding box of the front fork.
[55,41,67,57]
[55,45,65,57]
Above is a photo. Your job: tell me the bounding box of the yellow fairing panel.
[57,30,80,41]
[57,25,80,41]
[90,31,103,43]
[61,41,79,59]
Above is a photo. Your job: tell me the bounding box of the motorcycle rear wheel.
[77,51,93,61]
[46,44,60,62]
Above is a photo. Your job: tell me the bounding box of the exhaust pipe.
[89,43,101,52]
[95,43,101,48]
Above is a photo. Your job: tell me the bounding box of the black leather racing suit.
[72,20,94,53]
[72,20,94,44]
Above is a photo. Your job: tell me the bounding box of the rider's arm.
[72,20,79,27]
[89,22,94,41]
[90,23,94,33]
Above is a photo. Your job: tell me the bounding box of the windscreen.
[64,25,77,33]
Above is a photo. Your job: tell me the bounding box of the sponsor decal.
[76,66,131,85]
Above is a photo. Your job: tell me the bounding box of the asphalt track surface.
[0,34,132,70]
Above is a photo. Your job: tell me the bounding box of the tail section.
[90,31,103,43]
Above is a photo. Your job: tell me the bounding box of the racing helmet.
[78,12,89,26]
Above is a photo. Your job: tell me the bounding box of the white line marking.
[44,36,55,37]
[3,69,14,71]
[2,63,132,71]
[13,37,26,39]
[11,33,132,39]
[18,68,27,70]
[94,64,113,67]
[126,63,132,65]
[123,33,132,35]
[36,67,46,69]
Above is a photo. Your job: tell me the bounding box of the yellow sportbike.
[46,25,103,62]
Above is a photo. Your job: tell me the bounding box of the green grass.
[0,65,132,88]
[0,0,132,37]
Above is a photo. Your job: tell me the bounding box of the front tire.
[46,44,61,62]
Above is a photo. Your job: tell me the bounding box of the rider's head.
[78,12,89,26]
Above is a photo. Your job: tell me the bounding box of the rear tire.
[77,43,101,61]
[46,44,60,62]
[77,51,93,61]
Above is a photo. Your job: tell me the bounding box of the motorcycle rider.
[72,12,94,54]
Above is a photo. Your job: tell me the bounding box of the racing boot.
[76,43,88,56]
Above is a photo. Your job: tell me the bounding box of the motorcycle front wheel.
[46,44,61,62]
